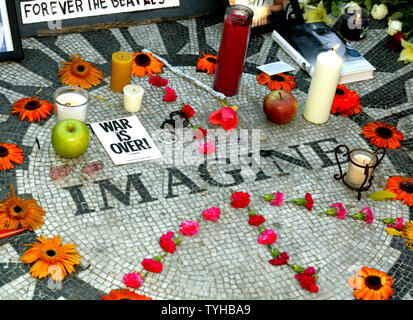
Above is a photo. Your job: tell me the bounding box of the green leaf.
[364,0,372,11]
[368,190,398,201]
[332,1,339,17]
[390,11,403,20]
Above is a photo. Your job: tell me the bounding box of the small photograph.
[224,0,286,29]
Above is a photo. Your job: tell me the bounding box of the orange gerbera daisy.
[132,52,164,77]
[385,176,413,207]
[11,97,53,122]
[256,72,296,92]
[58,54,104,89]
[101,289,152,300]
[197,53,218,75]
[348,266,393,300]
[401,220,413,251]
[0,185,45,230]
[331,84,362,117]
[0,143,24,172]
[21,234,81,281]
[362,121,404,149]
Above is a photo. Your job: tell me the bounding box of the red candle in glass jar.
[213,5,253,96]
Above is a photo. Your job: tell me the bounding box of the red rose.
[160,231,176,254]
[163,87,177,102]
[193,127,207,139]
[230,192,250,209]
[386,32,407,52]
[305,193,313,211]
[269,252,289,266]
[141,259,163,273]
[294,267,318,293]
[209,107,238,131]
[181,104,195,119]
[149,75,168,87]
[248,214,265,226]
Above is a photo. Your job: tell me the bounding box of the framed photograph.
[0,0,24,61]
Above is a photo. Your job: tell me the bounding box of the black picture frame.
[0,0,24,61]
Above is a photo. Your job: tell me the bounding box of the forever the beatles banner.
[20,0,180,24]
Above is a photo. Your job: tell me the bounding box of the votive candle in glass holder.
[54,86,89,122]
[344,148,377,188]
[339,6,369,41]
[123,84,144,113]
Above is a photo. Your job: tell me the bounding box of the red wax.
[213,8,252,96]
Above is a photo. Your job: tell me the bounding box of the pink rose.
[179,220,199,236]
[257,229,277,245]
[122,271,144,289]
[202,206,221,222]
[270,192,284,206]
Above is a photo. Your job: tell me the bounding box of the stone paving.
[0,15,412,300]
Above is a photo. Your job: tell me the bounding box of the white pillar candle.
[123,84,144,113]
[345,151,376,187]
[303,47,344,124]
[54,87,89,122]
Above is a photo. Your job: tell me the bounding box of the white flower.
[386,19,402,36]
[371,4,388,20]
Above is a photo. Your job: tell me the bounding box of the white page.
[257,61,296,76]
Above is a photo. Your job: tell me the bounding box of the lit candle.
[303,46,344,124]
[123,84,144,113]
[110,51,133,93]
[345,150,376,187]
[54,86,89,122]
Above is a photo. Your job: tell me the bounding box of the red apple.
[263,90,298,124]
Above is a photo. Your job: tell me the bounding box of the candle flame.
[332,44,340,51]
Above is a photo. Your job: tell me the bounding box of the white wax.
[123,84,144,113]
[346,153,373,186]
[56,92,88,122]
[303,49,344,124]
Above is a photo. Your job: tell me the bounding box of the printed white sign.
[20,0,180,24]
[90,115,163,165]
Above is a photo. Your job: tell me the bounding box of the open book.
[272,22,376,84]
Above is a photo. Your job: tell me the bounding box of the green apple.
[51,119,90,158]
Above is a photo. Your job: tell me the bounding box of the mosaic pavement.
[0,15,412,300]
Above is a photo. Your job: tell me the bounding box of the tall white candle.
[54,87,89,122]
[123,84,144,113]
[303,47,344,124]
